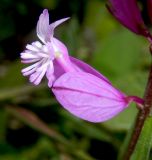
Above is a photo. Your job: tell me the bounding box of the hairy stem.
[124,62,152,160]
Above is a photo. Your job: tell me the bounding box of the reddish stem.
[124,62,152,160]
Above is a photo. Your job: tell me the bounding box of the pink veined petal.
[52,72,128,122]
[70,56,111,84]
[54,72,125,101]
[36,9,51,43]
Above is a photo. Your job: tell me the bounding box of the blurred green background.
[0,0,151,159]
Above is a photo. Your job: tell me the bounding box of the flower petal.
[49,17,70,39]
[52,38,69,57]
[52,72,128,122]
[52,38,75,72]
[36,9,51,43]
[70,56,111,84]
[50,17,70,29]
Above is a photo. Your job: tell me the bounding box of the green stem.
[124,62,152,160]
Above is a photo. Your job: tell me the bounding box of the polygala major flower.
[106,0,152,42]
[20,9,144,122]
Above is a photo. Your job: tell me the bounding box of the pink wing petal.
[36,9,51,43]
[48,55,111,86]
[52,72,128,122]
[70,56,111,84]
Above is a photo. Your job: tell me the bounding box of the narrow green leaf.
[117,120,136,160]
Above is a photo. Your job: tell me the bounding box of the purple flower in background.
[20,9,144,122]
[106,0,151,38]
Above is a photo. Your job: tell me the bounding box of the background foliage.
[0,0,151,159]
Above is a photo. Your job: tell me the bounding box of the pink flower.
[20,9,144,122]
